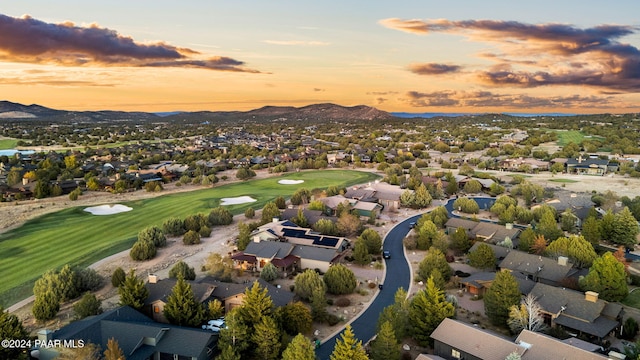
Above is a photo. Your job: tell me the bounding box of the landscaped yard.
[0,170,379,307]
[548,178,579,183]
[0,138,18,150]
[622,288,640,309]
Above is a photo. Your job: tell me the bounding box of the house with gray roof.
[529,282,623,341]
[429,318,608,360]
[36,305,218,360]
[499,250,577,286]
[566,156,609,175]
[144,275,214,323]
[202,278,294,313]
[445,218,520,244]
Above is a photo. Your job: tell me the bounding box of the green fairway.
[0,138,18,150]
[548,178,579,183]
[0,170,379,307]
[553,130,605,147]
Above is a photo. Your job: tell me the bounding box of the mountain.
[0,101,393,123]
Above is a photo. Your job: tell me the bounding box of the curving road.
[315,214,420,359]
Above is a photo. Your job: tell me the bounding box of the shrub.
[76,267,103,292]
[73,293,102,319]
[199,225,212,237]
[183,230,201,245]
[130,239,156,261]
[368,282,377,289]
[326,314,341,326]
[244,207,255,219]
[324,264,357,295]
[335,298,351,307]
[111,267,126,287]
[208,207,233,226]
[403,237,417,250]
[169,261,196,281]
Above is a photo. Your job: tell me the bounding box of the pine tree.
[118,270,149,310]
[238,281,274,325]
[261,201,281,224]
[450,227,471,253]
[32,289,60,321]
[580,252,628,302]
[251,316,281,360]
[0,306,28,360]
[581,216,601,245]
[169,260,196,280]
[377,288,411,340]
[353,239,371,265]
[73,293,102,319]
[324,263,357,295]
[294,269,326,301]
[329,324,369,360]
[369,321,400,360]
[208,299,224,319]
[612,207,640,248]
[103,337,125,360]
[468,243,496,270]
[217,343,241,360]
[417,247,452,282]
[282,333,316,360]
[260,262,278,282]
[275,301,313,336]
[111,267,126,287]
[484,271,521,326]
[413,183,433,208]
[409,276,455,346]
[164,276,205,327]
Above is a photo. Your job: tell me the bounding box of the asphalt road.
[315,214,420,359]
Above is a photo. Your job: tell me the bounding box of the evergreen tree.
[370,321,401,360]
[218,308,250,357]
[324,263,357,295]
[329,324,369,360]
[0,305,28,360]
[580,252,628,302]
[118,270,149,310]
[546,235,596,268]
[484,271,521,326]
[581,216,601,245]
[292,207,309,227]
[236,222,252,251]
[162,217,185,236]
[282,333,316,360]
[417,247,452,282]
[359,229,383,255]
[468,243,496,270]
[209,206,234,226]
[274,196,287,209]
[238,281,274,325]
[409,276,455,346]
[182,230,201,245]
[310,285,329,322]
[32,290,60,321]
[208,299,225,319]
[103,337,125,360]
[260,262,279,282]
[450,227,471,253]
[400,190,416,208]
[314,218,339,236]
[261,201,281,224]
[252,316,281,360]
[275,301,313,336]
[536,210,562,241]
[137,226,166,247]
[417,219,440,250]
[294,269,326,301]
[376,288,411,341]
[73,293,102,319]
[413,183,433,208]
[129,239,157,261]
[164,276,205,327]
[612,207,640,248]
[517,228,536,252]
[353,239,371,265]
[217,343,241,360]
[244,207,255,219]
[169,260,196,280]
[600,210,616,240]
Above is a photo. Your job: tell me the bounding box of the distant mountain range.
[0,101,394,123]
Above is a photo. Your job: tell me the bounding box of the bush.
[73,293,102,319]
[162,217,185,236]
[169,261,196,281]
[137,226,166,248]
[208,207,233,226]
[76,267,103,292]
[326,314,341,326]
[244,207,255,219]
[368,282,377,289]
[199,225,211,237]
[335,298,351,307]
[324,264,357,295]
[111,267,126,287]
[130,239,157,261]
[183,230,201,245]
[403,237,417,250]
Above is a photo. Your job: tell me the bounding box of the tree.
[103,338,125,360]
[409,276,455,346]
[310,285,329,322]
[217,343,241,360]
[560,208,577,232]
[118,270,149,310]
[73,293,102,319]
[111,266,127,287]
[169,260,196,280]
[163,217,185,236]
[182,229,201,245]
[137,226,166,247]
[450,227,471,253]
[129,239,156,261]
[208,299,224,319]
[369,321,401,360]
[463,179,482,194]
[417,247,452,282]
[205,253,234,282]
[164,276,205,327]
[546,235,596,268]
[580,252,628,302]
[244,207,255,219]
[484,271,521,326]
[0,305,28,360]
[536,211,562,241]
[314,218,339,235]
[291,207,309,227]
[252,316,281,360]
[261,201,281,224]
[353,239,371,265]
[291,188,312,205]
[468,243,496,270]
[581,216,601,245]
[274,196,287,209]
[507,294,546,334]
[239,281,274,325]
[32,290,59,321]
[294,269,326,301]
[76,267,103,293]
[600,210,616,240]
[329,324,368,360]
[57,264,80,301]
[237,222,252,250]
[275,301,313,336]
[453,197,479,214]
[236,167,256,180]
[413,183,433,208]
[209,206,234,226]
[417,219,440,250]
[337,212,362,237]
[612,207,640,248]
[184,213,207,232]
[219,308,251,357]
[359,228,382,255]
[282,333,316,360]
[517,228,536,253]
[377,288,411,341]
[400,190,415,208]
[260,262,278,282]
[324,264,357,295]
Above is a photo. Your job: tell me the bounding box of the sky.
[1,1,640,113]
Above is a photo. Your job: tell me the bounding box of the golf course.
[0,169,379,308]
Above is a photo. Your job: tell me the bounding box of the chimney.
[585,291,599,303]
[272,217,279,223]
[505,223,513,230]
[578,155,583,164]
[253,235,261,243]
[38,329,53,342]
[558,256,568,266]
[148,274,158,284]
[22,177,28,185]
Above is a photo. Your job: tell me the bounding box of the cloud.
[403,90,615,109]
[381,17,640,92]
[366,91,399,95]
[263,40,330,46]
[313,88,325,92]
[408,63,461,75]
[0,14,261,72]
[375,97,388,105]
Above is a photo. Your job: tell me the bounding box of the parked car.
[409,222,416,229]
[383,250,391,259]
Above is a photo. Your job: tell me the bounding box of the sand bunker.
[278,179,304,185]
[220,196,257,205]
[84,204,133,215]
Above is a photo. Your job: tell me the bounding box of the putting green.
[0,170,379,307]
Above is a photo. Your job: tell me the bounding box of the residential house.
[529,282,623,342]
[144,275,215,323]
[428,318,608,360]
[319,195,382,218]
[499,158,550,172]
[566,156,609,175]
[499,250,577,286]
[201,278,294,313]
[36,305,218,360]
[280,208,336,226]
[460,270,536,297]
[444,218,520,244]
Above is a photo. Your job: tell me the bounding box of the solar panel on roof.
[313,236,339,247]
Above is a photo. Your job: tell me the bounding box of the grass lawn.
[552,130,606,147]
[0,170,379,307]
[0,138,18,150]
[548,178,579,183]
[622,289,640,309]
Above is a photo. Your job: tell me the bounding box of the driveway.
[315,215,419,359]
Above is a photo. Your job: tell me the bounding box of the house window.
[451,349,462,359]
[154,306,159,313]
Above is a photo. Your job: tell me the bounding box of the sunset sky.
[1,1,640,113]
